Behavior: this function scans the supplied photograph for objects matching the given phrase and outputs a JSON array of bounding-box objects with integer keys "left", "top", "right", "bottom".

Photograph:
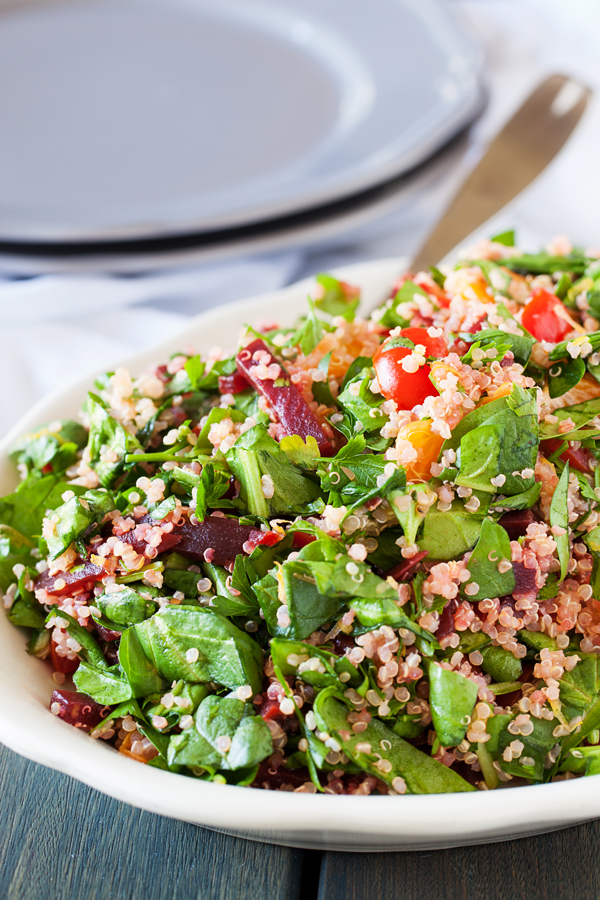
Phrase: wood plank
[
  {"left": 318, "top": 820, "right": 600, "bottom": 900},
  {"left": 0, "top": 744, "right": 303, "bottom": 900}
]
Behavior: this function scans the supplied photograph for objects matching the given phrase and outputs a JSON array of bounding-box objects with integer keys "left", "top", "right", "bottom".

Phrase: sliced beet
[
  {"left": 333, "top": 633, "right": 355, "bottom": 656},
  {"left": 36, "top": 560, "right": 104, "bottom": 596},
  {"left": 50, "top": 689, "right": 108, "bottom": 730},
  {"left": 236, "top": 338, "right": 334, "bottom": 456},
  {"left": 173, "top": 516, "right": 262, "bottom": 567},
  {"left": 102, "top": 641, "right": 120, "bottom": 667},
  {"left": 50, "top": 641, "right": 79, "bottom": 675},
  {"left": 119, "top": 528, "right": 182, "bottom": 557},
  {"left": 253, "top": 759, "right": 312, "bottom": 790},
  {"left": 95, "top": 623, "right": 122, "bottom": 642},
  {"left": 437, "top": 597, "right": 459, "bottom": 640},
  {"left": 218, "top": 371, "right": 251, "bottom": 395},
  {"left": 385, "top": 551, "right": 428, "bottom": 582},
  {"left": 512, "top": 561, "right": 538, "bottom": 598},
  {"left": 498, "top": 509, "right": 538, "bottom": 541}
]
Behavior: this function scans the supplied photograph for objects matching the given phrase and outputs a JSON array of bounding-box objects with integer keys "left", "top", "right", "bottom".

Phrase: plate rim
[
  {"left": 0, "top": 0, "right": 485, "bottom": 242},
  {"left": 1, "top": 256, "right": 596, "bottom": 850}
]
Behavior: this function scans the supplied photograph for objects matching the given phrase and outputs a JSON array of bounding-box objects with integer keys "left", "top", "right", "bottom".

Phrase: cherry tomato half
[
  {"left": 521, "top": 289, "right": 572, "bottom": 343},
  {"left": 373, "top": 327, "right": 448, "bottom": 411},
  {"left": 540, "top": 438, "right": 592, "bottom": 474}
]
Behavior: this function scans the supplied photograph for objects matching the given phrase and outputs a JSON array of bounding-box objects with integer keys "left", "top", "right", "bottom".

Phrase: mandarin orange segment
[
  {"left": 477, "top": 382, "right": 513, "bottom": 406},
  {"left": 397, "top": 420, "right": 444, "bottom": 482}
]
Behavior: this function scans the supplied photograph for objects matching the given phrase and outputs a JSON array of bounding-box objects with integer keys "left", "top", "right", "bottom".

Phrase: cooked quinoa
[{"left": 6, "top": 232, "right": 600, "bottom": 794}]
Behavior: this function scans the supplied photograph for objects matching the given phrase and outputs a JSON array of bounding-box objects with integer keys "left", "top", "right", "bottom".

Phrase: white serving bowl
[{"left": 0, "top": 257, "right": 596, "bottom": 851}]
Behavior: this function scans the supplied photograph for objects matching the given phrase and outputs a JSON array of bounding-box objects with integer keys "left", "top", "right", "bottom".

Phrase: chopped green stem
[{"left": 477, "top": 744, "right": 499, "bottom": 790}]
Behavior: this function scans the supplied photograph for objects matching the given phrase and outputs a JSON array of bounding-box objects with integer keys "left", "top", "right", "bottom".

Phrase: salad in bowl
[{"left": 4, "top": 231, "right": 600, "bottom": 799}]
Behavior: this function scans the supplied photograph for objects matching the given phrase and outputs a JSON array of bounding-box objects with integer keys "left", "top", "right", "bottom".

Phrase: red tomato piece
[
  {"left": 540, "top": 438, "right": 592, "bottom": 474},
  {"left": 521, "top": 289, "right": 572, "bottom": 343},
  {"left": 398, "top": 327, "right": 448, "bottom": 358},
  {"left": 292, "top": 531, "right": 316, "bottom": 549},
  {"left": 373, "top": 327, "right": 447, "bottom": 410}
]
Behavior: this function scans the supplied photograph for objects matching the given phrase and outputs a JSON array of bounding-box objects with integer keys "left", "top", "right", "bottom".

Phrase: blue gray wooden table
[{"left": 0, "top": 743, "right": 597, "bottom": 899}]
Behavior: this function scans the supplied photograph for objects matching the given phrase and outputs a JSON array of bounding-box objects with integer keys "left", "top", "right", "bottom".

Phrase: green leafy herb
[{"left": 548, "top": 356, "right": 586, "bottom": 399}]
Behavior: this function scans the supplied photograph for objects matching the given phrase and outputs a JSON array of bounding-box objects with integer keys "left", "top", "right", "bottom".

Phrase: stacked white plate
[{"left": 0, "top": 0, "right": 484, "bottom": 272}]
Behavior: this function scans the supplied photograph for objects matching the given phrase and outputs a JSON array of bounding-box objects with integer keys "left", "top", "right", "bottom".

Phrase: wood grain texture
[
  {"left": 318, "top": 821, "right": 600, "bottom": 900},
  {"left": 0, "top": 744, "right": 303, "bottom": 900}
]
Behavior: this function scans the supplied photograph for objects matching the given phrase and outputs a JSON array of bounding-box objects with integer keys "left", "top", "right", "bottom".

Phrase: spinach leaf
[
  {"left": 461, "top": 518, "right": 515, "bottom": 602},
  {"left": 226, "top": 425, "right": 321, "bottom": 517},
  {"left": 427, "top": 663, "right": 478, "bottom": 747},
  {"left": 168, "top": 694, "right": 272, "bottom": 771},
  {"left": 118, "top": 625, "right": 167, "bottom": 697},
  {"left": 459, "top": 323, "right": 533, "bottom": 367},
  {"left": 6, "top": 566, "right": 46, "bottom": 630},
  {"left": 350, "top": 596, "right": 425, "bottom": 638},
  {"left": 455, "top": 386, "right": 538, "bottom": 495},
  {"left": 341, "top": 357, "right": 375, "bottom": 391},
  {"left": 5, "top": 567, "right": 46, "bottom": 628},
  {"left": 0, "top": 473, "right": 83, "bottom": 542},
  {"left": 311, "top": 352, "right": 337, "bottom": 409},
  {"left": 314, "top": 693, "right": 475, "bottom": 793},
  {"left": 372, "top": 280, "right": 429, "bottom": 330},
  {"left": 480, "top": 646, "right": 522, "bottom": 683},
  {"left": 538, "top": 398, "right": 600, "bottom": 441},
  {"left": 313, "top": 273, "right": 360, "bottom": 321},
  {"left": 87, "top": 393, "right": 142, "bottom": 486},
  {"left": 270, "top": 638, "right": 349, "bottom": 689},
  {"left": 548, "top": 356, "right": 586, "bottom": 399},
  {"left": 73, "top": 662, "right": 133, "bottom": 704},
  {"left": 418, "top": 500, "right": 484, "bottom": 561},
  {"left": 493, "top": 714, "right": 558, "bottom": 782},
  {"left": 549, "top": 332, "right": 600, "bottom": 363},
  {"left": 163, "top": 567, "right": 202, "bottom": 599},
  {"left": 130, "top": 606, "right": 264, "bottom": 694},
  {"left": 490, "top": 482, "right": 541, "bottom": 510},
  {"left": 259, "top": 559, "right": 346, "bottom": 641},
  {"left": 45, "top": 489, "right": 115, "bottom": 559},
  {"left": 550, "top": 462, "right": 570, "bottom": 581},
  {"left": 97, "top": 586, "right": 156, "bottom": 626},
  {"left": 11, "top": 419, "right": 87, "bottom": 476},
  {"left": 504, "top": 253, "right": 591, "bottom": 275},
  {"left": 184, "top": 355, "right": 205, "bottom": 391}
]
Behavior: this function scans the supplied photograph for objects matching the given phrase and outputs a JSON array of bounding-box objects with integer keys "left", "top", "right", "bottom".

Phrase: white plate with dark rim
[
  {"left": 0, "top": 258, "right": 595, "bottom": 852},
  {"left": 0, "top": 0, "right": 483, "bottom": 244}
]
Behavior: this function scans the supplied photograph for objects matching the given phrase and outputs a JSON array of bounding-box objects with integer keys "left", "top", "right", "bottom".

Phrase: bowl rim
[{"left": 0, "top": 255, "right": 597, "bottom": 846}]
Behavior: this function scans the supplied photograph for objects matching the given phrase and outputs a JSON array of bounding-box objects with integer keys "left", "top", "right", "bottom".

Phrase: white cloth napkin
[{"left": 1, "top": 0, "right": 600, "bottom": 439}]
